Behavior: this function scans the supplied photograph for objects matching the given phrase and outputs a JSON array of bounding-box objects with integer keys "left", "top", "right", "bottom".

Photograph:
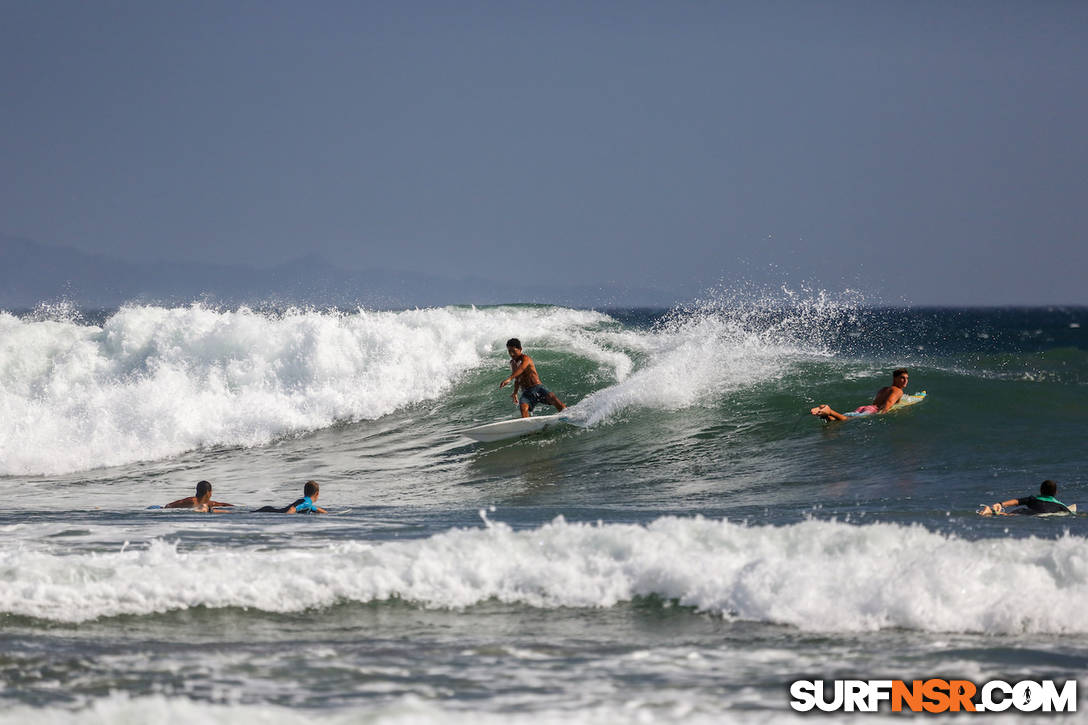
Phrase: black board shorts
[{"left": 518, "top": 384, "right": 553, "bottom": 412}]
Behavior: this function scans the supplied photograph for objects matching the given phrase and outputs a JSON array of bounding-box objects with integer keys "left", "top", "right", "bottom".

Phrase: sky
[{"left": 2, "top": 0, "right": 1086, "bottom": 306}]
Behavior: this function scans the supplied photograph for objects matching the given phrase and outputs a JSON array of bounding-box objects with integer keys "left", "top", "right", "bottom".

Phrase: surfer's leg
[
  {"left": 546, "top": 393, "right": 566, "bottom": 412},
  {"left": 519, "top": 402, "right": 531, "bottom": 418},
  {"left": 810, "top": 404, "right": 848, "bottom": 421}
]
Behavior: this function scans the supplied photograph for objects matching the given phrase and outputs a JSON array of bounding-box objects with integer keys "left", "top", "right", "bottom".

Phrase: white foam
[
  {"left": 2, "top": 517, "right": 1085, "bottom": 634},
  {"left": 0, "top": 692, "right": 817, "bottom": 725},
  {"left": 3, "top": 689, "right": 1076, "bottom": 724},
  {"left": 0, "top": 291, "right": 861, "bottom": 475},
  {"left": 0, "top": 305, "right": 614, "bottom": 475},
  {"left": 571, "top": 288, "right": 853, "bottom": 426}
]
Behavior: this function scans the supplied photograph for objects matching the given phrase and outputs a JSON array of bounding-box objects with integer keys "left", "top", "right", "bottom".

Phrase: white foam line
[{"left": 2, "top": 517, "right": 1085, "bottom": 634}]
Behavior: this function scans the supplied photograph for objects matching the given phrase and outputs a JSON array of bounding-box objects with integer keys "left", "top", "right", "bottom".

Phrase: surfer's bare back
[
  {"left": 810, "top": 369, "right": 908, "bottom": 421},
  {"left": 499, "top": 338, "right": 566, "bottom": 418}
]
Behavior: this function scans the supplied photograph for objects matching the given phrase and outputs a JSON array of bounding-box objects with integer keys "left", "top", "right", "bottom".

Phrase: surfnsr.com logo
[{"left": 789, "top": 679, "right": 1077, "bottom": 713}]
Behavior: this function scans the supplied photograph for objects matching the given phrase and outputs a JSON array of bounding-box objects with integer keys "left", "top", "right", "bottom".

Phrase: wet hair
[
  {"left": 195, "top": 480, "right": 212, "bottom": 498},
  {"left": 304, "top": 480, "right": 319, "bottom": 498},
  {"left": 1040, "top": 479, "right": 1058, "bottom": 497},
  {"left": 893, "top": 368, "right": 909, "bottom": 378},
  {"left": 506, "top": 338, "right": 522, "bottom": 350}
]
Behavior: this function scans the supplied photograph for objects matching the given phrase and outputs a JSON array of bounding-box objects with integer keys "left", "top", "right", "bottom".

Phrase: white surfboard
[
  {"left": 462, "top": 414, "right": 569, "bottom": 443},
  {"left": 977, "top": 503, "right": 1077, "bottom": 516},
  {"left": 843, "top": 391, "right": 927, "bottom": 417},
  {"left": 1039, "top": 503, "right": 1077, "bottom": 516}
]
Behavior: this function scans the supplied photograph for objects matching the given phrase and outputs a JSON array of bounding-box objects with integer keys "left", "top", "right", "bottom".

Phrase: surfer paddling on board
[
  {"left": 163, "top": 480, "right": 234, "bottom": 512},
  {"left": 810, "top": 369, "right": 909, "bottom": 422},
  {"left": 256, "top": 480, "right": 328, "bottom": 514},
  {"left": 978, "top": 479, "right": 1073, "bottom": 516},
  {"left": 499, "top": 338, "right": 567, "bottom": 418}
]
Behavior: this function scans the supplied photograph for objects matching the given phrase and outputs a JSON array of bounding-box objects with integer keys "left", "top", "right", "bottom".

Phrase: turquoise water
[{"left": 0, "top": 299, "right": 1085, "bottom": 722}]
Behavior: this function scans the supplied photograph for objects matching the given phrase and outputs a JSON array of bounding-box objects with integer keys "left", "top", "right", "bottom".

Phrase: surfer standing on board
[
  {"left": 499, "top": 338, "right": 567, "bottom": 418},
  {"left": 810, "top": 369, "right": 909, "bottom": 421}
]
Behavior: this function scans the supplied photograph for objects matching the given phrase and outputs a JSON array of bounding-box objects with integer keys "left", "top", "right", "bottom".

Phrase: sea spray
[
  {"left": 573, "top": 286, "right": 863, "bottom": 425},
  {"left": 0, "top": 293, "right": 863, "bottom": 476}
]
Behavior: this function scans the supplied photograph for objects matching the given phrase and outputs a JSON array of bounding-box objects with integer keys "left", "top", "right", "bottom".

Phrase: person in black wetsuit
[
  {"left": 979, "top": 479, "right": 1073, "bottom": 516},
  {"left": 256, "top": 480, "right": 327, "bottom": 514}
]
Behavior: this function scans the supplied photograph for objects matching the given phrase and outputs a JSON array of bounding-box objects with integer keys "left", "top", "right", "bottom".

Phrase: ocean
[{"left": 1, "top": 293, "right": 1086, "bottom": 722}]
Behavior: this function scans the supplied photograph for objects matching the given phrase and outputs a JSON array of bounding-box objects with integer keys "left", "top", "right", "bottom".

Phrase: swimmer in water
[
  {"left": 257, "top": 480, "right": 327, "bottom": 514},
  {"left": 810, "top": 369, "right": 909, "bottom": 422},
  {"left": 163, "top": 480, "right": 234, "bottom": 513},
  {"left": 979, "top": 479, "right": 1073, "bottom": 516}
]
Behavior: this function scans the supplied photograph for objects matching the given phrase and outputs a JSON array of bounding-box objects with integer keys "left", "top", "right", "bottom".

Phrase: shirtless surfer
[
  {"left": 810, "top": 369, "right": 909, "bottom": 422},
  {"left": 499, "top": 338, "right": 566, "bottom": 418},
  {"left": 163, "top": 480, "right": 234, "bottom": 512}
]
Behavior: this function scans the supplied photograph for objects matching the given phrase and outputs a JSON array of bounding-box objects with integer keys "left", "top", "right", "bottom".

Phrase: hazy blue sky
[{"left": 2, "top": 0, "right": 1086, "bottom": 305}]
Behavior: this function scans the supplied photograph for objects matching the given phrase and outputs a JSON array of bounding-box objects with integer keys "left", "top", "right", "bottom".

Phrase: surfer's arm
[
  {"left": 500, "top": 356, "right": 532, "bottom": 388},
  {"left": 209, "top": 500, "right": 233, "bottom": 507},
  {"left": 982, "top": 498, "right": 1021, "bottom": 515},
  {"left": 285, "top": 504, "right": 326, "bottom": 514}
]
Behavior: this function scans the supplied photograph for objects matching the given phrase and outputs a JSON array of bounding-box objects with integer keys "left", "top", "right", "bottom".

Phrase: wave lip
[
  {"left": 3, "top": 517, "right": 1085, "bottom": 634},
  {"left": 0, "top": 290, "right": 862, "bottom": 475},
  {"left": 566, "top": 287, "right": 860, "bottom": 426}
]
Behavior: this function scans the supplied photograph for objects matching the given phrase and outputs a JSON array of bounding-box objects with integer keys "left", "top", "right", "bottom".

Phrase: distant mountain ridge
[{"left": 0, "top": 235, "right": 679, "bottom": 309}]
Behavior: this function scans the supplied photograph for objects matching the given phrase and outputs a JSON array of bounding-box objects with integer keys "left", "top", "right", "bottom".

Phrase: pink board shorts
[{"left": 853, "top": 405, "right": 879, "bottom": 415}]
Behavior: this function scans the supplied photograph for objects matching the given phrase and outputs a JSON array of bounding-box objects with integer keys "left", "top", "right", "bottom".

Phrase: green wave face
[{"left": 2, "top": 301, "right": 1084, "bottom": 518}]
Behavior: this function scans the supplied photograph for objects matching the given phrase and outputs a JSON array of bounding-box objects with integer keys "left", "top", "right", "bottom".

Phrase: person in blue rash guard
[
  {"left": 257, "top": 480, "right": 328, "bottom": 514},
  {"left": 979, "top": 479, "right": 1073, "bottom": 516},
  {"left": 288, "top": 480, "right": 326, "bottom": 514}
]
